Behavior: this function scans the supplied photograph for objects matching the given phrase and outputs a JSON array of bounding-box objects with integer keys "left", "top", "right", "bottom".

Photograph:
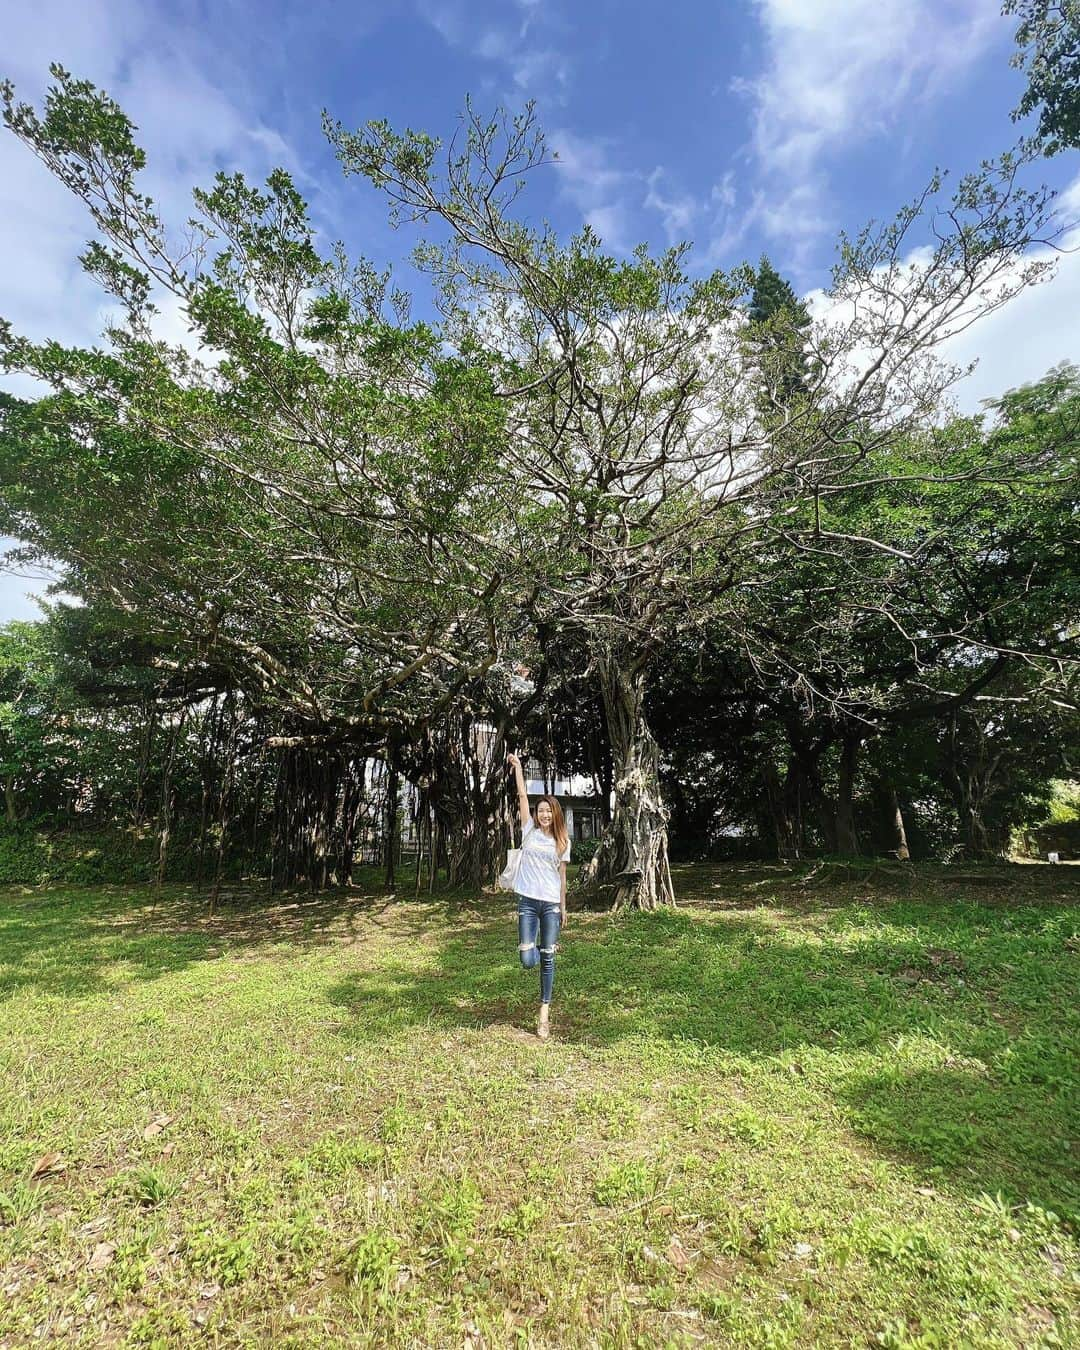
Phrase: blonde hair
[{"left": 536, "top": 795, "right": 569, "bottom": 859}]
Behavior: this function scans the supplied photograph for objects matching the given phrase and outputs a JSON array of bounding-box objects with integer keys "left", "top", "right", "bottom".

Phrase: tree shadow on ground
[
  {"left": 0, "top": 872, "right": 470, "bottom": 999},
  {"left": 324, "top": 870, "right": 1080, "bottom": 1213},
  {"left": 3, "top": 865, "right": 1076, "bottom": 1212}
]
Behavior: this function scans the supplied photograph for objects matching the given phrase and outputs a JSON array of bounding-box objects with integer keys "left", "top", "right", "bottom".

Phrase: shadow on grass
[
  {"left": 0, "top": 868, "right": 463, "bottom": 999},
  {"left": 324, "top": 874, "right": 1080, "bottom": 1213},
  {"left": 2, "top": 864, "right": 1077, "bottom": 1211}
]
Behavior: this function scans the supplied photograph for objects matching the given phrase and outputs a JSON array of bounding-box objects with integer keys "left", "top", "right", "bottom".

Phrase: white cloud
[
  {"left": 733, "top": 0, "right": 1008, "bottom": 260},
  {"left": 943, "top": 221, "right": 1080, "bottom": 413},
  {"left": 549, "top": 128, "right": 639, "bottom": 251},
  {"left": 644, "top": 168, "right": 697, "bottom": 245},
  {"left": 551, "top": 140, "right": 741, "bottom": 259},
  {"left": 745, "top": 0, "right": 1001, "bottom": 167},
  {"left": 417, "top": 0, "right": 570, "bottom": 104}
]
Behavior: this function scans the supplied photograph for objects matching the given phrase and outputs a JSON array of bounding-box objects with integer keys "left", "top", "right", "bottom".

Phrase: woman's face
[{"left": 536, "top": 800, "right": 553, "bottom": 831}]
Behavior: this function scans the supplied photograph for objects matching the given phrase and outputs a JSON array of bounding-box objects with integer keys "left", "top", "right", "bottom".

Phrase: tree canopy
[
  {"left": 1006, "top": 0, "right": 1080, "bottom": 153},
  {"left": 0, "top": 67, "right": 1077, "bottom": 901}
]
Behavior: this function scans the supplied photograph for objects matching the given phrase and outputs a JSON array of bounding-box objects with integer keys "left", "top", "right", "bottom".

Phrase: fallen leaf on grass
[
  {"left": 666, "top": 1235, "right": 690, "bottom": 1270},
  {"left": 143, "top": 1114, "right": 174, "bottom": 1140},
  {"left": 87, "top": 1242, "right": 115, "bottom": 1272},
  {"left": 30, "top": 1152, "right": 67, "bottom": 1179}
]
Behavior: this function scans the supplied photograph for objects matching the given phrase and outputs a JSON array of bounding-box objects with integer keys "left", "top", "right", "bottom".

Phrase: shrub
[
  {"left": 571, "top": 835, "right": 600, "bottom": 865},
  {"left": 0, "top": 819, "right": 254, "bottom": 885}
]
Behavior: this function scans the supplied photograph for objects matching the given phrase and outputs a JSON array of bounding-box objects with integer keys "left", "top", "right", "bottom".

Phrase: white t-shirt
[{"left": 516, "top": 818, "right": 570, "bottom": 905}]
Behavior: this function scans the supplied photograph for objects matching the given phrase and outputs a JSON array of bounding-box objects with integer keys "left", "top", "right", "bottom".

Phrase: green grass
[{"left": 1, "top": 862, "right": 1078, "bottom": 1347}]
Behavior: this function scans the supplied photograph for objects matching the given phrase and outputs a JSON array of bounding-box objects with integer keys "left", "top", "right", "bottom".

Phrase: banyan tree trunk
[
  {"left": 156, "top": 706, "right": 188, "bottom": 888},
  {"left": 762, "top": 762, "right": 800, "bottom": 860},
  {"left": 266, "top": 746, "right": 368, "bottom": 892},
  {"left": 882, "top": 781, "right": 910, "bottom": 860},
  {"left": 583, "top": 657, "right": 675, "bottom": 911},
  {"left": 946, "top": 719, "right": 1006, "bottom": 860},
  {"left": 436, "top": 783, "right": 512, "bottom": 888},
  {"left": 414, "top": 716, "right": 515, "bottom": 890}
]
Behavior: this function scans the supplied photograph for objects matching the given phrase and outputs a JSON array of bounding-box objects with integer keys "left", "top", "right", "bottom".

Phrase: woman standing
[{"left": 506, "top": 752, "right": 570, "bottom": 1040}]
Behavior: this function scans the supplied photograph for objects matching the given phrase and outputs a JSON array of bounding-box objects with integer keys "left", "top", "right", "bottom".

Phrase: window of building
[{"left": 574, "top": 809, "right": 602, "bottom": 841}]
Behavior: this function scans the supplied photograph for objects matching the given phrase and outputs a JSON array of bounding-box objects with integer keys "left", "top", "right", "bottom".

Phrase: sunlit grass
[{"left": 1, "top": 862, "right": 1077, "bottom": 1346}]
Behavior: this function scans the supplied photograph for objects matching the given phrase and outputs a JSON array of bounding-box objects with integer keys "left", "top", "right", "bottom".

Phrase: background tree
[
  {"left": 0, "top": 621, "right": 71, "bottom": 823},
  {"left": 1006, "top": 0, "right": 1080, "bottom": 153},
  {"left": 746, "top": 254, "right": 812, "bottom": 405},
  {"left": 651, "top": 363, "right": 1080, "bottom": 861},
  {"left": 0, "top": 69, "right": 530, "bottom": 886}
]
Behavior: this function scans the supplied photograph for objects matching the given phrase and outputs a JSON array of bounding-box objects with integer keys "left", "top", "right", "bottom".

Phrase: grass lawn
[{"left": 1, "top": 862, "right": 1078, "bottom": 1348}]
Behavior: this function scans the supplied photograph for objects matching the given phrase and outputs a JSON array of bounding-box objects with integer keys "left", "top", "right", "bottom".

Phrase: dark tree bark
[
  {"left": 210, "top": 694, "right": 238, "bottom": 910},
  {"left": 406, "top": 716, "right": 515, "bottom": 890},
  {"left": 133, "top": 698, "right": 154, "bottom": 827},
  {"left": 195, "top": 694, "right": 223, "bottom": 890},
  {"left": 762, "top": 761, "right": 801, "bottom": 859},
  {"left": 946, "top": 716, "right": 1008, "bottom": 860},
  {"left": 384, "top": 762, "right": 399, "bottom": 889},
  {"left": 585, "top": 717, "right": 613, "bottom": 825},
  {"left": 834, "top": 733, "right": 862, "bottom": 858},
  {"left": 155, "top": 706, "right": 187, "bottom": 888}
]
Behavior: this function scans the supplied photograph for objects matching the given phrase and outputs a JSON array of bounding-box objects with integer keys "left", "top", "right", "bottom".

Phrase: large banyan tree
[
  {"left": 330, "top": 105, "right": 1060, "bottom": 907},
  {"left": 0, "top": 68, "right": 1066, "bottom": 906}
]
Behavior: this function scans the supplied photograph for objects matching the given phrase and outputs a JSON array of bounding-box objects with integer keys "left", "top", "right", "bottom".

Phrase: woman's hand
[{"left": 507, "top": 752, "right": 521, "bottom": 771}]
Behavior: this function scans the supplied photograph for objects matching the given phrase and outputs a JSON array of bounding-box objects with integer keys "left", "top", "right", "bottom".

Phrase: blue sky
[{"left": 2, "top": 0, "right": 1079, "bottom": 619}]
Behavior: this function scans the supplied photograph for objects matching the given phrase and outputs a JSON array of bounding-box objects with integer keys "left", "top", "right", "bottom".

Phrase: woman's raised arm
[{"left": 506, "top": 752, "right": 531, "bottom": 835}]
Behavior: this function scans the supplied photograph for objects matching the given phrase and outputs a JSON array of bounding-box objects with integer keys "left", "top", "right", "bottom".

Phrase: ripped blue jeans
[{"left": 517, "top": 894, "right": 561, "bottom": 1005}]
